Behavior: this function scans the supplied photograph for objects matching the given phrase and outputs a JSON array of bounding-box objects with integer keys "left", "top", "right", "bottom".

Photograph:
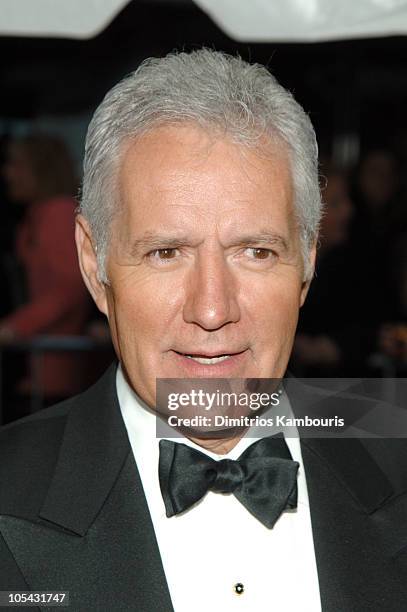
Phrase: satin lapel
[
  {"left": 0, "top": 454, "right": 173, "bottom": 611},
  {"left": 285, "top": 377, "right": 407, "bottom": 611},
  {"left": 38, "top": 363, "right": 130, "bottom": 535},
  {"left": 301, "top": 437, "right": 407, "bottom": 612},
  {"left": 0, "top": 365, "right": 173, "bottom": 612}
]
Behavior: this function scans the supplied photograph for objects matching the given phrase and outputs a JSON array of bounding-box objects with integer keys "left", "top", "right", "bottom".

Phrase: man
[{"left": 1, "top": 49, "right": 406, "bottom": 611}]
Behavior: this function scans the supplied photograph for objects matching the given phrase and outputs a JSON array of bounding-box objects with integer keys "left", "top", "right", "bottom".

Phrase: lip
[
  {"left": 175, "top": 349, "right": 244, "bottom": 358},
  {"left": 171, "top": 349, "right": 249, "bottom": 377}
]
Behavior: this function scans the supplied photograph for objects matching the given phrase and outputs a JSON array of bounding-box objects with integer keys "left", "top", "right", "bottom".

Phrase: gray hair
[{"left": 80, "top": 48, "right": 321, "bottom": 282}]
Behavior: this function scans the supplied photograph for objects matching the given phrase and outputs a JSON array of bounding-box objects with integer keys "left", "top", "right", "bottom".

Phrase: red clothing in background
[{"left": 3, "top": 197, "right": 91, "bottom": 397}]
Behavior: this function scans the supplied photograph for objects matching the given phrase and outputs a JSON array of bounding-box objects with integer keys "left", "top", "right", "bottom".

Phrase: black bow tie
[{"left": 159, "top": 434, "right": 299, "bottom": 528}]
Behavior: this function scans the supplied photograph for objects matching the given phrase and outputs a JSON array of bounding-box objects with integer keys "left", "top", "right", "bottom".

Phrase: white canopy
[
  {"left": 0, "top": 0, "right": 130, "bottom": 39},
  {"left": 194, "top": 0, "right": 407, "bottom": 42},
  {"left": 1, "top": 0, "right": 407, "bottom": 41}
]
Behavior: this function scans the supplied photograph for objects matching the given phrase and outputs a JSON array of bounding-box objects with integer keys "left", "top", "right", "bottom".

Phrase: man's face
[{"left": 83, "top": 124, "right": 313, "bottom": 408}]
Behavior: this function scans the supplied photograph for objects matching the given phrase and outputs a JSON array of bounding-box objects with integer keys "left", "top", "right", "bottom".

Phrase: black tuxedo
[{"left": 1, "top": 364, "right": 407, "bottom": 611}]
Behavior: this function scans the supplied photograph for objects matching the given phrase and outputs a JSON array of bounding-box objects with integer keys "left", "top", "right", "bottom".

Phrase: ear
[
  {"left": 75, "top": 214, "right": 108, "bottom": 315},
  {"left": 300, "top": 241, "right": 317, "bottom": 307}
]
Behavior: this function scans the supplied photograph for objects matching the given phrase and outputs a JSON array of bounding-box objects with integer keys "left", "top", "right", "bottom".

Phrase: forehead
[{"left": 117, "top": 124, "right": 295, "bottom": 237}]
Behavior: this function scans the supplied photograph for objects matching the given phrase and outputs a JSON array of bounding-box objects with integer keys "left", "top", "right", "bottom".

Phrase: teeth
[{"left": 185, "top": 355, "right": 230, "bottom": 364}]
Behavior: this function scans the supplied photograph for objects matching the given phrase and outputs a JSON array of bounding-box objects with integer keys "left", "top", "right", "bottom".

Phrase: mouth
[
  {"left": 172, "top": 350, "right": 247, "bottom": 370},
  {"left": 179, "top": 353, "right": 232, "bottom": 365}
]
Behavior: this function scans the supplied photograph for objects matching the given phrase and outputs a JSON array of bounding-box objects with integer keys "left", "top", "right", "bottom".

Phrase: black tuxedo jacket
[{"left": 1, "top": 364, "right": 407, "bottom": 611}]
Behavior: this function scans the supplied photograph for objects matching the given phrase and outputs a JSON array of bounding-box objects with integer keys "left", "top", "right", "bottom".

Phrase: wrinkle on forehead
[
  {"left": 112, "top": 124, "right": 297, "bottom": 255},
  {"left": 118, "top": 123, "right": 292, "bottom": 200}
]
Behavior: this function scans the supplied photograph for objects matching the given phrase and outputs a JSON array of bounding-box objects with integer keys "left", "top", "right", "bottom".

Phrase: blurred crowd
[
  {"left": 0, "top": 133, "right": 406, "bottom": 422},
  {"left": 0, "top": 133, "right": 113, "bottom": 422},
  {"left": 293, "top": 150, "right": 407, "bottom": 377}
]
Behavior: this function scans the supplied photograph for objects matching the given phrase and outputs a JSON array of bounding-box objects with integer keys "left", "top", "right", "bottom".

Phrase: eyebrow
[
  {"left": 231, "top": 232, "right": 289, "bottom": 253},
  {"left": 130, "top": 234, "right": 192, "bottom": 257},
  {"left": 129, "top": 230, "right": 289, "bottom": 257}
]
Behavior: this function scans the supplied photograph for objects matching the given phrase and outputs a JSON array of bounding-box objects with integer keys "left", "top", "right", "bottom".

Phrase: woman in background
[{"left": 0, "top": 134, "right": 91, "bottom": 408}]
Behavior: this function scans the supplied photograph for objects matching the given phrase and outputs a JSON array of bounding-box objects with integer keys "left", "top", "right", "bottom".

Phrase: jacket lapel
[
  {"left": 289, "top": 377, "right": 407, "bottom": 612},
  {"left": 0, "top": 365, "right": 173, "bottom": 612},
  {"left": 301, "top": 437, "right": 402, "bottom": 612},
  {"left": 290, "top": 378, "right": 407, "bottom": 612}
]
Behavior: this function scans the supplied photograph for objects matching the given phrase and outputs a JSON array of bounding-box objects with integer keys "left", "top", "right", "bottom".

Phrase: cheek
[
  {"left": 106, "top": 279, "right": 182, "bottom": 354},
  {"left": 244, "top": 276, "right": 302, "bottom": 333},
  {"left": 260, "top": 299, "right": 300, "bottom": 345}
]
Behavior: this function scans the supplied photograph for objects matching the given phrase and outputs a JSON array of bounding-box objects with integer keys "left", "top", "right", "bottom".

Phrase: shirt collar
[{"left": 116, "top": 363, "right": 310, "bottom": 506}]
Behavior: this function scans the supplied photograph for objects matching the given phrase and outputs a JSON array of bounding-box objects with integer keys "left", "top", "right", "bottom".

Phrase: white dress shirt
[{"left": 117, "top": 366, "right": 322, "bottom": 612}]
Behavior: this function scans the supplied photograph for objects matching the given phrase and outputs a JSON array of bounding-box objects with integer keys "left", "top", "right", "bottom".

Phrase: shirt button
[{"left": 234, "top": 583, "right": 244, "bottom": 595}]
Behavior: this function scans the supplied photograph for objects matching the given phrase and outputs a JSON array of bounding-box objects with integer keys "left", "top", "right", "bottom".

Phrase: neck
[{"left": 187, "top": 430, "right": 247, "bottom": 455}]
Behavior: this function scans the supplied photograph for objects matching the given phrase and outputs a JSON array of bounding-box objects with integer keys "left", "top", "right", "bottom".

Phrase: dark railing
[{"left": 0, "top": 335, "right": 112, "bottom": 425}]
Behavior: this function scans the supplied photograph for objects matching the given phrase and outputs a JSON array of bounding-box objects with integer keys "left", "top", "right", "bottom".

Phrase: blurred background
[{"left": 0, "top": 0, "right": 406, "bottom": 423}]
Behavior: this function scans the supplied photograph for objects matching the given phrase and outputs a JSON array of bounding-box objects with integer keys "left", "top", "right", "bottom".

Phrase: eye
[
  {"left": 147, "top": 248, "right": 179, "bottom": 263},
  {"left": 246, "top": 247, "right": 275, "bottom": 260}
]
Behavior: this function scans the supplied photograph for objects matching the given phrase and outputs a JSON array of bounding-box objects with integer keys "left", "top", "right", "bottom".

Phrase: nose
[{"left": 183, "top": 248, "right": 241, "bottom": 330}]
